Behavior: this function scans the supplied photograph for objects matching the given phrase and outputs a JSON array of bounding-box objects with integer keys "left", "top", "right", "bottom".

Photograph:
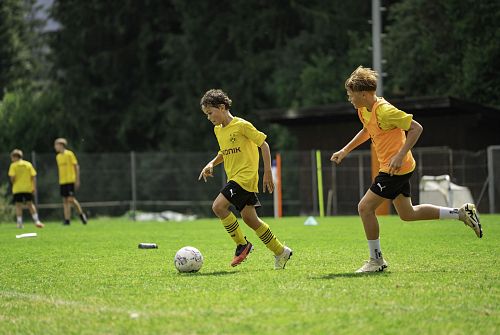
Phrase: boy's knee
[
  {"left": 211, "top": 203, "right": 219, "bottom": 216},
  {"left": 211, "top": 201, "right": 226, "bottom": 217},
  {"left": 240, "top": 211, "right": 254, "bottom": 223},
  {"left": 398, "top": 211, "right": 414, "bottom": 222},
  {"left": 357, "top": 201, "right": 373, "bottom": 216}
]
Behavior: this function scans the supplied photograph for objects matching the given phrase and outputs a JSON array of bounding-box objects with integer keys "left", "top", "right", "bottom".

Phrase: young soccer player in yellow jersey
[
  {"left": 8, "top": 149, "right": 44, "bottom": 229},
  {"left": 198, "top": 89, "right": 292, "bottom": 269},
  {"left": 54, "top": 138, "right": 88, "bottom": 225},
  {"left": 331, "top": 66, "right": 482, "bottom": 273}
]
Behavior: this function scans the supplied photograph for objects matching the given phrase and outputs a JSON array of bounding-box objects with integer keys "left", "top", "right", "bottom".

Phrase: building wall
[{"left": 283, "top": 112, "right": 500, "bottom": 151}]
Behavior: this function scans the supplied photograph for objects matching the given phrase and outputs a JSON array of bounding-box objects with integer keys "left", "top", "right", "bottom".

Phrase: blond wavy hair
[{"left": 345, "top": 66, "right": 378, "bottom": 92}]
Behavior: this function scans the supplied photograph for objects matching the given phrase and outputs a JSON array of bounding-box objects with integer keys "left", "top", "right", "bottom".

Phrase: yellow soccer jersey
[
  {"left": 56, "top": 149, "right": 78, "bottom": 185},
  {"left": 361, "top": 101, "right": 413, "bottom": 131},
  {"left": 8, "top": 160, "right": 37, "bottom": 194},
  {"left": 214, "top": 117, "right": 267, "bottom": 192}
]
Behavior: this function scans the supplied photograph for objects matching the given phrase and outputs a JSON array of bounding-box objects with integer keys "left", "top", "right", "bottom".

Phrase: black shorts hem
[
  {"left": 13, "top": 193, "right": 33, "bottom": 203},
  {"left": 369, "top": 171, "right": 413, "bottom": 200},
  {"left": 220, "top": 180, "right": 261, "bottom": 212},
  {"left": 60, "top": 183, "right": 76, "bottom": 198}
]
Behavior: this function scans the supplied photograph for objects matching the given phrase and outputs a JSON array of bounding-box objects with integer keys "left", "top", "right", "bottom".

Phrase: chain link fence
[{"left": 0, "top": 146, "right": 498, "bottom": 221}]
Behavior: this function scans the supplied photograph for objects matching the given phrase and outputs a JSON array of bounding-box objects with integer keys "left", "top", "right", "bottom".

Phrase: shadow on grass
[
  {"left": 178, "top": 270, "right": 239, "bottom": 277},
  {"left": 312, "top": 271, "right": 391, "bottom": 280}
]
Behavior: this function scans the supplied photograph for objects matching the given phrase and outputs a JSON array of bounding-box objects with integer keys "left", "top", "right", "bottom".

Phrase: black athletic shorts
[
  {"left": 370, "top": 171, "right": 414, "bottom": 200},
  {"left": 220, "top": 180, "right": 261, "bottom": 212},
  {"left": 13, "top": 193, "right": 33, "bottom": 203},
  {"left": 60, "top": 183, "right": 76, "bottom": 197}
]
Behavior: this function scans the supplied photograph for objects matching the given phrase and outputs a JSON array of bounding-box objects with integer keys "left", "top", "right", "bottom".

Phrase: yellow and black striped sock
[
  {"left": 221, "top": 213, "right": 246, "bottom": 245},
  {"left": 255, "top": 222, "right": 284, "bottom": 256}
]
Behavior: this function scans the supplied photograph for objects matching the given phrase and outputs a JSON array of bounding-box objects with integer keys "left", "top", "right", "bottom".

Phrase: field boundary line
[{"left": 0, "top": 290, "right": 145, "bottom": 318}]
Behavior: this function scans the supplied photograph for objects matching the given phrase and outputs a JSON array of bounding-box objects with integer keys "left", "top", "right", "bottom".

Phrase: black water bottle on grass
[{"left": 138, "top": 243, "right": 158, "bottom": 249}]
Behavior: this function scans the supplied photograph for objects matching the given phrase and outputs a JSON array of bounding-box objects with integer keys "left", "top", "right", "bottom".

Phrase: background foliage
[{"left": 0, "top": 0, "right": 498, "bottom": 153}]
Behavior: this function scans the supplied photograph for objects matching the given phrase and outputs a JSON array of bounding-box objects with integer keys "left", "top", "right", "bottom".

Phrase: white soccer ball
[{"left": 174, "top": 246, "right": 203, "bottom": 273}]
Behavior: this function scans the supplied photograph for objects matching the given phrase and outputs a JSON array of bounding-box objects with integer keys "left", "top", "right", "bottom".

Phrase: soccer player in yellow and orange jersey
[
  {"left": 331, "top": 66, "right": 482, "bottom": 273},
  {"left": 8, "top": 149, "right": 44, "bottom": 228},
  {"left": 198, "top": 89, "right": 292, "bottom": 269},
  {"left": 54, "top": 138, "right": 88, "bottom": 225}
]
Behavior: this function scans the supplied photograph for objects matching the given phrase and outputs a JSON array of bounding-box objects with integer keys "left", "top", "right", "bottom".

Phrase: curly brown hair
[
  {"left": 345, "top": 66, "right": 378, "bottom": 92},
  {"left": 200, "top": 89, "right": 232, "bottom": 109}
]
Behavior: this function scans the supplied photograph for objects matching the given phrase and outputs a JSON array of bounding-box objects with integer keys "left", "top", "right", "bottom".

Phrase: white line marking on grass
[{"left": 0, "top": 290, "right": 144, "bottom": 319}]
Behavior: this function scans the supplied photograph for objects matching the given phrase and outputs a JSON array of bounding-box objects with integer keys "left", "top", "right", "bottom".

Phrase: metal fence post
[
  {"left": 487, "top": 146, "right": 496, "bottom": 213},
  {"left": 448, "top": 148, "right": 454, "bottom": 178},
  {"left": 311, "top": 150, "right": 318, "bottom": 215},
  {"left": 130, "top": 151, "right": 137, "bottom": 219},
  {"left": 448, "top": 148, "right": 454, "bottom": 206},
  {"left": 358, "top": 154, "right": 365, "bottom": 199},
  {"left": 331, "top": 160, "right": 338, "bottom": 215},
  {"left": 31, "top": 151, "right": 38, "bottom": 206}
]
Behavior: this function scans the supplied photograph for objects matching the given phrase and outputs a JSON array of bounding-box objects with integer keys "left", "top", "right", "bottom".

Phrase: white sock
[
  {"left": 17, "top": 216, "right": 23, "bottom": 224},
  {"left": 368, "top": 239, "right": 383, "bottom": 260},
  {"left": 32, "top": 213, "right": 39, "bottom": 223},
  {"left": 439, "top": 207, "right": 459, "bottom": 219}
]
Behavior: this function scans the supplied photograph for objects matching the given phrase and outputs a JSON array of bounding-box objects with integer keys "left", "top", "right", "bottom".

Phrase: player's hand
[
  {"left": 330, "top": 149, "right": 347, "bottom": 164},
  {"left": 388, "top": 153, "right": 404, "bottom": 176},
  {"left": 75, "top": 180, "right": 81, "bottom": 190},
  {"left": 198, "top": 163, "right": 214, "bottom": 182},
  {"left": 262, "top": 170, "right": 274, "bottom": 193}
]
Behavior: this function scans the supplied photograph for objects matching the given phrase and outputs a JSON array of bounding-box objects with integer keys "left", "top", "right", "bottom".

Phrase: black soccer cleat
[
  {"left": 230, "top": 238, "right": 253, "bottom": 267},
  {"left": 80, "top": 213, "right": 88, "bottom": 225}
]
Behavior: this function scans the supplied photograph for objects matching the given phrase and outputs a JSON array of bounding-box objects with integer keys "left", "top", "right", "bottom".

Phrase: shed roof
[{"left": 256, "top": 96, "right": 500, "bottom": 124}]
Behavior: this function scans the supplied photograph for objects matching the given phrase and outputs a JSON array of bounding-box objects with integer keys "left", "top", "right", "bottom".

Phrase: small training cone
[{"left": 304, "top": 216, "right": 319, "bottom": 226}]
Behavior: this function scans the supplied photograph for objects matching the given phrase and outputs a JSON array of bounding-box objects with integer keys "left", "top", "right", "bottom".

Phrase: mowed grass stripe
[{"left": 0, "top": 216, "right": 498, "bottom": 335}]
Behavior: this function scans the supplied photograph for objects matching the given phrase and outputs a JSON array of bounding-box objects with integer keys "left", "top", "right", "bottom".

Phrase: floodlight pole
[
  {"left": 372, "top": 0, "right": 383, "bottom": 96},
  {"left": 372, "top": 0, "right": 390, "bottom": 215}
]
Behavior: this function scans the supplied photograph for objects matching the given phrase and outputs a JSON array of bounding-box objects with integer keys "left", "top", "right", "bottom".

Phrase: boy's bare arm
[
  {"left": 32, "top": 176, "right": 37, "bottom": 194},
  {"left": 259, "top": 141, "right": 274, "bottom": 193},
  {"left": 10, "top": 176, "right": 15, "bottom": 184},
  {"left": 331, "top": 128, "right": 370, "bottom": 164},
  {"left": 388, "top": 119, "right": 423, "bottom": 175},
  {"left": 199, "top": 153, "right": 223, "bottom": 182}
]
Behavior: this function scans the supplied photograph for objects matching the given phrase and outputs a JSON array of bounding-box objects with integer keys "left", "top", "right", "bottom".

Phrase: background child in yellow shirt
[
  {"left": 54, "top": 138, "right": 88, "bottom": 225},
  {"left": 8, "top": 149, "right": 44, "bottom": 228}
]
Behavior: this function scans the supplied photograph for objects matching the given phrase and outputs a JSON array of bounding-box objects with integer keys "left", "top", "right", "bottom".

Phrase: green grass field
[{"left": 1, "top": 215, "right": 499, "bottom": 335}]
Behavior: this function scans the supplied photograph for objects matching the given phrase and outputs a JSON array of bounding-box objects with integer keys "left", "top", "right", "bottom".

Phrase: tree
[
  {"left": 385, "top": 0, "right": 500, "bottom": 107},
  {"left": 0, "top": 0, "right": 38, "bottom": 97},
  {"left": 0, "top": 87, "right": 65, "bottom": 151},
  {"left": 49, "top": 0, "right": 373, "bottom": 152},
  {"left": 50, "top": 0, "right": 181, "bottom": 151},
  {"left": 0, "top": 0, "right": 61, "bottom": 152}
]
